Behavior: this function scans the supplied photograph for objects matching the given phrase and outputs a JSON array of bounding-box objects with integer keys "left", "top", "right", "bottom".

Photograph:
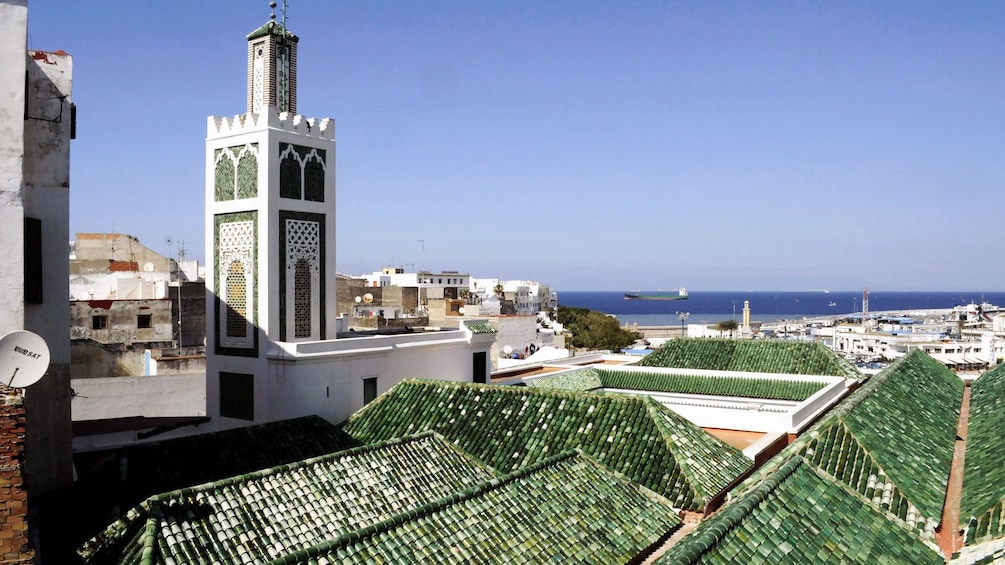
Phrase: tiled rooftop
[
  {"left": 79, "top": 434, "right": 681, "bottom": 564},
  {"left": 962, "top": 362, "right": 1005, "bottom": 544},
  {"left": 634, "top": 338, "right": 861, "bottom": 378},
  {"left": 277, "top": 450, "right": 681, "bottom": 564},
  {"left": 51, "top": 416, "right": 359, "bottom": 559},
  {"left": 341, "top": 379, "right": 752, "bottom": 511},
  {"left": 79, "top": 433, "right": 495, "bottom": 564},
  {"left": 529, "top": 367, "right": 828, "bottom": 401},
  {"left": 654, "top": 456, "right": 944, "bottom": 564}
]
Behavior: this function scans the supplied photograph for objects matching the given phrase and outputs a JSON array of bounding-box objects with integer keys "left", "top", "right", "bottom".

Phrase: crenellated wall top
[{"left": 208, "top": 107, "right": 334, "bottom": 140}]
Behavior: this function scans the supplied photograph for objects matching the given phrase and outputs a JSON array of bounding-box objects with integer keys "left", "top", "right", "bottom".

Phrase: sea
[{"left": 556, "top": 290, "right": 1005, "bottom": 327}]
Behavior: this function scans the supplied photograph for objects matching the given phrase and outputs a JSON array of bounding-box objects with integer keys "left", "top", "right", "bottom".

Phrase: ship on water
[{"left": 624, "top": 288, "right": 688, "bottom": 300}]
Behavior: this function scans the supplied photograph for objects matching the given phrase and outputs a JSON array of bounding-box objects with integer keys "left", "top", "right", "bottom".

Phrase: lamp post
[{"left": 676, "top": 311, "right": 689, "bottom": 338}]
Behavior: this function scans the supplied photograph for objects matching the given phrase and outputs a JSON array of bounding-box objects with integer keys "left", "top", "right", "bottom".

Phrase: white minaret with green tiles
[{"left": 205, "top": 4, "right": 336, "bottom": 428}]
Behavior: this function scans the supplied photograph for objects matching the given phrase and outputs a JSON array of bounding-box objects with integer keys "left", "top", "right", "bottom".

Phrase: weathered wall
[
  {"left": 170, "top": 281, "right": 206, "bottom": 347},
  {"left": 70, "top": 299, "right": 174, "bottom": 345},
  {"left": 0, "top": 392, "right": 33, "bottom": 563}
]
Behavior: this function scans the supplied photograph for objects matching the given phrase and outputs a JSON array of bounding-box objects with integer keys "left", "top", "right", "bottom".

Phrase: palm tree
[{"left": 716, "top": 319, "right": 739, "bottom": 338}]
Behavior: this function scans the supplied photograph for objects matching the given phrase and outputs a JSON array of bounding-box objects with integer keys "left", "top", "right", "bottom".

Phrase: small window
[
  {"left": 137, "top": 314, "right": 152, "bottom": 329},
  {"left": 92, "top": 315, "right": 108, "bottom": 330},
  {"left": 363, "top": 377, "right": 378, "bottom": 405},
  {"left": 220, "top": 372, "right": 254, "bottom": 421}
]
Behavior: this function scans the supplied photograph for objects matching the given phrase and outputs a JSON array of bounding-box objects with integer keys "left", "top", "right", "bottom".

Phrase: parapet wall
[{"left": 208, "top": 107, "right": 334, "bottom": 141}]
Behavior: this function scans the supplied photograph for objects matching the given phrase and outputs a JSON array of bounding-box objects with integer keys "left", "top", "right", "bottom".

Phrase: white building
[
  {"left": 204, "top": 9, "right": 493, "bottom": 430},
  {"left": 0, "top": 0, "right": 74, "bottom": 497}
]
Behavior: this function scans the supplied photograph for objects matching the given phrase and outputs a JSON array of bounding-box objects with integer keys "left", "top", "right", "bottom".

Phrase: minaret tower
[{"left": 205, "top": 2, "right": 336, "bottom": 428}]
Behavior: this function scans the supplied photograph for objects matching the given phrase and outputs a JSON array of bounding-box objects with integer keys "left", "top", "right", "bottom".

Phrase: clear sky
[{"left": 25, "top": 1, "right": 1005, "bottom": 292}]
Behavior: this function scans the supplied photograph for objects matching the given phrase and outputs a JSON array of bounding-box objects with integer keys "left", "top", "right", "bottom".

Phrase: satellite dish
[
  {"left": 363, "top": 293, "right": 373, "bottom": 304},
  {"left": 143, "top": 262, "right": 155, "bottom": 272},
  {"left": 503, "top": 345, "right": 513, "bottom": 355},
  {"left": 0, "top": 330, "right": 51, "bottom": 388},
  {"left": 354, "top": 296, "right": 362, "bottom": 304}
]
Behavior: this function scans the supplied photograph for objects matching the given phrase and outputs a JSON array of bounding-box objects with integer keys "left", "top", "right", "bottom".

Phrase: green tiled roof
[
  {"left": 78, "top": 433, "right": 495, "bottom": 564},
  {"left": 962, "top": 363, "right": 1005, "bottom": 543},
  {"left": 464, "top": 320, "right": 497, "bottom": 333},
  {"left": 247, "top": 20, "right": 299, "bottom": 41},
  {"left": 828, "top": 351, "right": 962, "bottom": 528},
  {"left": 64, "top": 416, "right": 359, "bottom": 552},
  {"left": 278, "top": 450, "right": 681, "bottom": 564},
  {"left": 655, "top": 456, "right": 944, "bottom": 564},
  {"left": 342, "top": 379, "right": 751, "bottom": 511},
  {"left": 525, "top": 367, "right": 604, "bottom": 391},
  {"left": 531, "top": 367, "right": 827, "bottom": 401},
  {"left": 635, "top": 338, "right": 861, "bottom": 378}
]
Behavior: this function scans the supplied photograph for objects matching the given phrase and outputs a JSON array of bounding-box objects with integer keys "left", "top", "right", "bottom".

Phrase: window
[
  {"left": 220, "top": 372, "right": 254, "bottom": 421},
  {"left": 92, "top": 315, "right": 108, "bottom": 330},
  {"left": 294, "top": 258, "right": 312, "bottom": 338},
  {"left": 363, "top": 377, "right": 378, "bottom": 405},
  {"left": 472, "top": 352, "right": 487, "bottom": 384},
  {"left": 24, "top": 218, "right": 42, "bottom": 303},
  {"left": 137, "top": 314, "right": 152, "bottom": 329},
  {"left": 226, "top": 261, "right": 248, "bottom": 338}
]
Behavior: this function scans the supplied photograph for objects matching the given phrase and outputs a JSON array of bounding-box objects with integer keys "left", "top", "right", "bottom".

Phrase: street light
[{"left": 676, "top": 311, "right": 689, "bottom": 337}]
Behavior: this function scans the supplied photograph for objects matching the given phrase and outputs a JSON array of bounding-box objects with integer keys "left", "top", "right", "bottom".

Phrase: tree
[
  {"left": 716, "top": 319, "right": 739, "bottom": 338},
  {"left": 556, "top": 306, "right": 642, "bottom": 351}
]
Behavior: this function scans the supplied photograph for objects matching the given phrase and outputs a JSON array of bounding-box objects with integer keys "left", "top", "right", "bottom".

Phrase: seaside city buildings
[{"left": 2, "top": 1, "right": 1005, "bottom": 563}]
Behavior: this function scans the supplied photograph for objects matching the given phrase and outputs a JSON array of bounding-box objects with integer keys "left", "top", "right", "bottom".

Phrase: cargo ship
[{"left": 623, "top": 288, "right": 688, "bottom": 300}]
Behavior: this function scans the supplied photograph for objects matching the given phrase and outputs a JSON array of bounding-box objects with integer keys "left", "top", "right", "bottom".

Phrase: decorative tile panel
[
  {"left": 279, "top": 143, "right": 327, "bottom": 201},
  {"left": 214, "top": 143, "right": 259, "bottom": 200},
  {"left": 216, "top": 216, "right": 256, "bottom": 349}
]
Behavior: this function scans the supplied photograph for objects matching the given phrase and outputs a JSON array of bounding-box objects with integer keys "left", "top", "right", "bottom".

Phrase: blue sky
[{"left": 26, "top": 1, "right": 1005, "bottom": 291}]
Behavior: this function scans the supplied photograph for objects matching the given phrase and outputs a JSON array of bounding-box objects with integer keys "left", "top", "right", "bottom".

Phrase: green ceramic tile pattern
[
  {"left": 342, "top": 379, "right": 751, "bottom": 511},
  {"left": 463, "top": 320, "right": 497, "bottom": 334},
  {"left": 836, "top": 350, "right": 961, "bottom": 525},
  {"left": 236, "top": 147, "right": 258, "bottom": 199},
  {"left": 214, "top": 149, "right": 235, "bottom": 201},
  {"left": 525, "top": 367, "right": 604, "bottom": 391},
  {"left": 962, "top": 363, "right": 1005, "bottom": 542},
  {"left": 655, "top": 456, "right": 944, "bottom": 564},
  {"left": 531, "top": 368, "right": 827, "bottom": 401},
  {"left": 78, "top": 433, "right": 495, "bottom": 564},
  {"left": 635, "top": 338, "right": 861, "bottom": 378},
  {"left": 801, "top": 420, "right": 922, "bottom": 530},
  {"left": 272, "top": 450, "right": 681, "bottom": 564}
]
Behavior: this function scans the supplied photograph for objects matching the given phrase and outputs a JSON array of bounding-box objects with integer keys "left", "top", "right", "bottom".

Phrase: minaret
[
  {"left": 247, "top": 1, "right": 298, "bottom": 115},
  {"left": 205, "top": 2, "right": 335, "bottom": 427},
  {"left": 742, "top": 300, "right": 751, "bottom": 329}
]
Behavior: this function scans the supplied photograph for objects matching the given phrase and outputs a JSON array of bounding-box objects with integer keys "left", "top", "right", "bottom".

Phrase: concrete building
[
  {"left": 204, "top": 10, "right": 493, "bottom": 431},
  {"left": 0, "top": 1, "right": 74, "bottom": 559}
]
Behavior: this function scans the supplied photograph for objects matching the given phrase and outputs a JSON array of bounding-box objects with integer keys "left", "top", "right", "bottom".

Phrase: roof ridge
[{"left": 267, "top": 450, "right": 585, "bottom": 565}]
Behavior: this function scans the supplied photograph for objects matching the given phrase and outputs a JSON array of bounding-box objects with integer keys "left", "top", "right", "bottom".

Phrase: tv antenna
[{"left": 0, "top": 330, "right": 51, "bottom": 388}]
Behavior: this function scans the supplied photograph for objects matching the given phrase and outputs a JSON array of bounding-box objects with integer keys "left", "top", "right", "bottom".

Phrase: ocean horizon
[{"left": 556, "top": 290, "right": 1005, "bottom": 327}]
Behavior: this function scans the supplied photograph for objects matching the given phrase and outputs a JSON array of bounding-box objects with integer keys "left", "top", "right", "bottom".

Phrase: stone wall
[{"left": 0, "top": 392, "right": 33, "bottom": 564}]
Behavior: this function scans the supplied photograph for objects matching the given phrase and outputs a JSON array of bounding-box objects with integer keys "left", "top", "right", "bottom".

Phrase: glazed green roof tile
[
  {"left": 962, "top": 363, "right": 1005, "bottom": 542},
  {"left": 525, "top": 367, "right": 604, "bottom": 391},
  {"left": 274, "top": 450, "right": 681, "bottom": 564},
  {"left": 78, "top": 433, "right": 496, "bottom": 564},
  {"left": 247, "top": 20, "right": 299, "bottom": 41},
  {"left": 342, "top": 379, "right": 752, "bottom": 511},
  {"left": 655, "top": 456, "right": 944, "bottom": 564},
  {"left": 634, "top": 338, "right": 861, "bottom": 378},
  {"left": 463, "top": 320, "right": 497, "bottom": 333},
  {"left": 65, "top": 416, "right": 359, "bottom": 550},
  {"left": 531, "top": 367, "right": 828, "bottom": 401},
  {"left": 833, "top": 350, "right": 962, "bottom": 526}
]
